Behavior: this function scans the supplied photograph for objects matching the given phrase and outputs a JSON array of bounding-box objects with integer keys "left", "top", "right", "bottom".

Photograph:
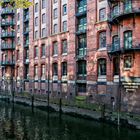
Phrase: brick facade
[{"left": 1, "top": 0, "right": 140, "bottom": 113}]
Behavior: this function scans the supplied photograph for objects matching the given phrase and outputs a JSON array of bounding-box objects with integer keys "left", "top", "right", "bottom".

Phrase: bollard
[
  {"left": 59, "top": 98, "right": 62, "bottom": 114},
  {"left": 12, "top": 92, "right": 14, "bottom": 103},
  {"left": 31, "top": 95, "right": 34, "bottom": 109},
  {"left": 101, "top": 104, "right": 105, "bottom": 120}
]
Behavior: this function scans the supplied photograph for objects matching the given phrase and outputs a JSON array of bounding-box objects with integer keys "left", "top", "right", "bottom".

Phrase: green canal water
[{"left": 0, "top": 101, "right": 140, "bottom": 140}]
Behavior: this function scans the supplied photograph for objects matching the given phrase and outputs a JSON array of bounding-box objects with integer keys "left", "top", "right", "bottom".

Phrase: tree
[{"left": 0, "top": 0, "right": 32, "bottom": 8}]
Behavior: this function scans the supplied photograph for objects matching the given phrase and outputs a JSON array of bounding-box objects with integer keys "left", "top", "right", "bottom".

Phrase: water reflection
[{"left": 0, "top": 102, "right": 140, "bottom": 140}]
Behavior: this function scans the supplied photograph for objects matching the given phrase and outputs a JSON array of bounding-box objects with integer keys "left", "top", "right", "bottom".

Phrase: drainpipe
[
  {"left": 47, "top": 39, "right": 50, "bottom": 110},
  {"left": 117, "top": 3, "right": 122, "bottom": 125}
]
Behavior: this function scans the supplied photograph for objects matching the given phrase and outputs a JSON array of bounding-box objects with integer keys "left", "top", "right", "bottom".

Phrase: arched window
[
  {"left": 41, "top": 64, "right": 45, "bottom": 77},
  {"left": 124, "top": 0, "right": 132, "bottom": 12},
  {"left": 78, "top": 34, "right": 87, "bottom": 56},
  {"left": 98, "top": 58, "right": 106, "bottom": 75},
  {"left": 99, "top": 8, "right": 106, "bottom": 21},
  {"left": 34, "top": 65, "right": 38, "bottom": 77},
  {"left": 77, "top": 0, "right": 87, "bottom": 13},
  {"left": 124, "top": 56, "right": 132, "bottom": 69},
  {"left": 99, "top": 31, "right": 106, "bottom": 48},
  {"left": 124, "top": 31, "right": 132, "bottom": 49},
  {"left": 34, "top": 46, "right": 38, "bottom": 58},
  {"left": 62, "top": 40, "right": 67, "bottom": 54},
  {"left": 112, "top": 35, "right": 120, "bottom": 51},
  {"left": 17, "top": 66, "right": 19, "bottom": 77},
  {"left": 62, "top": 62, "right": 67, "bottom": 76},
  {"left": 54, "top": 24, "right": 58, "bottom": 33},
  {"left": 113, "top": 57, "right": 119, "bottom": 75},
  {"left": 53, "top": 63, "right": 58, "bottom": 76},
  {"left": 53, "top": 41, "right": 58, "bottom": 55},
  {"left": 113, "top": 5, "right": 119, "bottom": 17},
  {"left": 41, "top": 44, "right": 46, "bottom": 57},
  {"left": 77, "top": 60, "right": 86, "bottom": 75}
]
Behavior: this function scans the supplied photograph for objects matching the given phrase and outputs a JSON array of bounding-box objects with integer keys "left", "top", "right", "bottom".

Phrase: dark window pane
[
  {"left": 77, "top": 60, "right": 86, "bottom": 75},
  {"left": 99, "top": 32, "right": 106, "bottom": 48},
  {"left": 124, "top": 56, "right": 132, "bottom": 68},
  {"left": 124, "top": 31, "right": 132, "bottom": 49},
  {"left": 98, "top": 59, "right": 106, "bottom": 75}
]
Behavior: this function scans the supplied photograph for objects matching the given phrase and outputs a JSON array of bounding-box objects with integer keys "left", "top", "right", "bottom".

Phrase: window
[
  {"left": 113, "top": 57, "right": 119, "bottom": 75},
  {"left": 63, "top": 4, "right": 67, "bottom": 15},
  {"left": 42, "top": 28, "right": 46, "bottom": 37},
  {"left": 2, "top": 67, "right": 4, "bottom": 77},
  {"left": 17, "top": 13, "right": 20, "bottom": 20},
  {"left": 17, "top": 25, "right": 20, "bottom": 32},
  {"left": 124, "top": 0, "right": 132, "bottom": 12},
  {"left": 41, "top": 44, "right": 46, "bottom": 57},
  {"left": 34, "top": 65, "right": 38, "bottom": 76},
  {"left": 78, "top": 35, "right": 87, "bottom": 56},
  {"left": 78, "top": 17, "right": 87, "bottom": 31},
  {"left": 54, "top": 8, "right": 58, "bottom": 19},
  {"left": 54, "top": 0, "right": 57, "bottom": 3},
  {"left": 4, "top": 53, "right": 7, "bottom": 61},
  {"left": 41, "top": 65, "right": 45, "bottom": 77},
  {"left": 35, "top": 3, "right": 38, "bottom": 12},
  {"left": 99, "top": 8, "right": 106, "bottom": 21},
  {"left": 63, "top": 21, "right": 67, "bottom": 32},
  {"left": 98, "top": 58, "right": 106, "bottom": 75},
  {"left": 62, "top": 40, "right": 67, "bottom": 54},
  {"left": 77, "top": 83, "right": 86, "bottom": 93},
  {"left": 25, "top": 65, "right": 29, "bottom": 79},
  {"left": 17, "top": 67, "right": 19, "bottom": 77},
  {"left": 34, "top": 46, "right": 38, "bottom": 58},
  {"left": 54, "top": 24, "right": 58, "bottom": 33},
  {"left": 42, "top": 0, "right": 46, "bottom": 9},
  {"left": 53, "top": 63, "right": 58, "bottom": 76},
  {"left": 1, "top": 55, "right": 3, "bottom": 64},
  {"left": 113, "top": 35, "right": 120, "bottom": 51},
  {"left": 35, "top": 30, "right": 38, "bottom": 39},
  {"left": 99, "top": 31, "right": 106, "bottom": 48},
  {"left": 25, "top": 49, "right": 29, "bottom": 59},
  {"left": 25, "top": 36, "right": 29, "bottom": 45},
  {"left": 14, "top": 68, "right": 19, "bottom": 82},
  {"left": 17, "top": 37, "right": 20, "bottom": 45},
  {"left": 124, "top": 56, "right": 132, "bottom": 69},
  {"left": 13, "top": 52, "right": 15, "bottom": 62},
  {"left": 62, "top": 62, "right": 67, "bottom": 76},
  {"left": 77, "top": 0, "right": 87, "bottom": 13},
  {"left": 77, "top": 60, "right": 86, "bottom": 75},
  {"left": 24, "top": 26, "right": 28, "bottom": 33},
  {"left": 53, "top": 42, "right": 58, "bottom": 55},
  {"left": 35, "top": 17, "right": 38, "bottom": 26},
  {"left": 124, "top": 31, "right": 132, "bottom": 49},
  {"left": 42, "top": 13, "right": 46, "bottom": 24},
  {"left": 113, "top": 5, "right": 119, "bottom": 17},
  {"left": 99, "top": 0, "right": 105, "bottom": 2}
]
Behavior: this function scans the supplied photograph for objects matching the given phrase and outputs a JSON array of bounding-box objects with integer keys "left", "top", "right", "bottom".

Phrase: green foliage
[
  {"left": 0, "top": 0, "right": 32, "bottom": 8},
  {"left": 75, "top": 96, "right": 86, "bottom": 101}
]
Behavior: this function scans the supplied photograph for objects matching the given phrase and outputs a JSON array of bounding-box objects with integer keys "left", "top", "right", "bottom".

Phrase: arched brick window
[
  {"left": 77, "top": 60, "right": 87, "bottom": 76},
  {"left": 62, "top": 62, "right": 67, "bottom": 76},
  {"left": 112, "top": 35, "right": 120, "bottom": 51},
  {"left": 53, "top": 63, "right": 58, "bottom": 76},
  {"left": 124, "top": 31, "right": 132, "bottom": 49},
  {"left": 99, "top": 31, "right": 106, "bottom": 48},
  {"left": 98, "top": 58, "right": 106, "bottom": 75},
  {"left": 113, "top": 57, "right": 119, "bottom": 75},
  {"left": 124, "top": 0, "right": 132, "bottom": 12}
]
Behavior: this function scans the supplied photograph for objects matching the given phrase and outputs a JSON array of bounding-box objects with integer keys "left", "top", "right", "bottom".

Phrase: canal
[{"left": 0, "top": 101, "right": 140, "bottom": 140}]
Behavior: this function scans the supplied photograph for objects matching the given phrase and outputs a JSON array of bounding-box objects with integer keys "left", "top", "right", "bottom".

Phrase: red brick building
[{"left": 1, "top": 0, "right": 140, "bottom": 113}]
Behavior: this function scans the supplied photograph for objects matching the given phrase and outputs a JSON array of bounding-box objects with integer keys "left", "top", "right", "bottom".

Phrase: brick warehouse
[{"left": 0, "top": 0, "right": 140, "bottom": 113}]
